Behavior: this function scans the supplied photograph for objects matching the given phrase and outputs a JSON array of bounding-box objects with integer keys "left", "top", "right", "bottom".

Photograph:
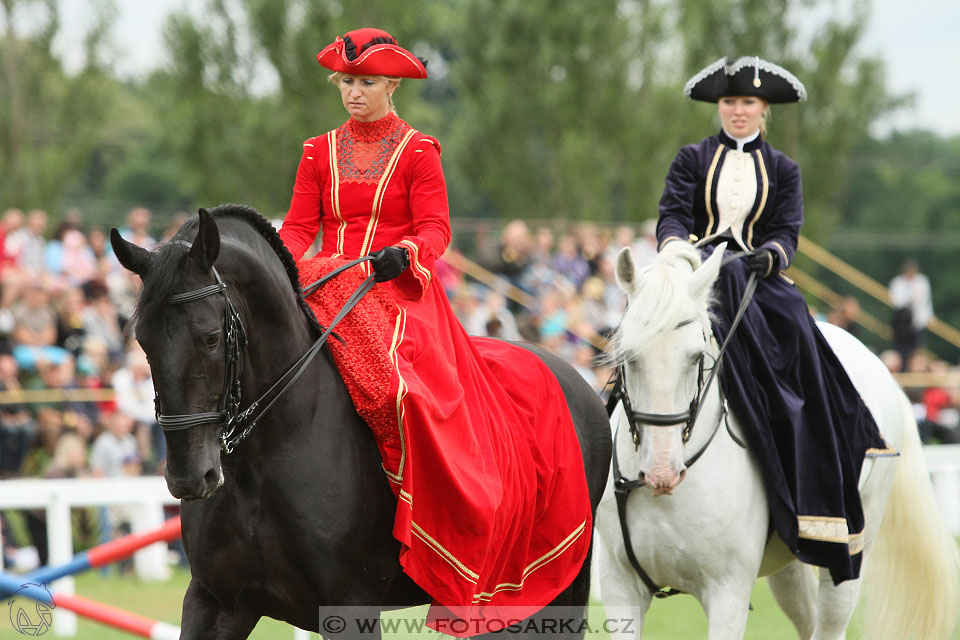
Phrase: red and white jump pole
[{"left": 1, "top": 516, "right": 183, "bottom": 638}]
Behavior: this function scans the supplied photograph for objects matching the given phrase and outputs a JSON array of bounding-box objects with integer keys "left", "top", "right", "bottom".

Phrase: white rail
[
  {"left": 923, "top": 443, "right": 960, "bottom": 534},
  {"left": 0, "top": 476, "right": 179, "bottom": 636}
]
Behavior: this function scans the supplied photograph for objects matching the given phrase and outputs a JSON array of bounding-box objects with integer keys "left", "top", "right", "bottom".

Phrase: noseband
[{"left": 152, "top": 252, "right": 376, "bottom": 454}]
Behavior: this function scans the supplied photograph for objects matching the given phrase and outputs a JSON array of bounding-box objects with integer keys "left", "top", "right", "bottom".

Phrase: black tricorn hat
[{"left": 684, "top": 56, "right": 807, "bottom": 104}]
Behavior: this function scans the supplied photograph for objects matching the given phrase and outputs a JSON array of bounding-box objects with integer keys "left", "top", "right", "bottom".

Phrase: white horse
[{"left": 593, "top": 243, "right": 960, "bottom": 639}]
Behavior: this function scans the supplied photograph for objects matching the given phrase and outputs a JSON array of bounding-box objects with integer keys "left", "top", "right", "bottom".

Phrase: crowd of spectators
[
  {"left": 0, "top": 206, "right": 178, "bottom": 570},
  {"left": 0, "top": 205, "right": 957, "bottom": 570}
]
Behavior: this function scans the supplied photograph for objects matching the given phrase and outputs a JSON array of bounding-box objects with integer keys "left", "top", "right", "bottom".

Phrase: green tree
[{"left": 0, "top": 0, "right": 119, "bottom": 211}]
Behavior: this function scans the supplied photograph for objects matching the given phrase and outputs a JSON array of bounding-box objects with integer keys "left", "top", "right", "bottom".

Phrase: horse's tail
[{"left": 862, "top": 393, "right": 960, "bottom": 640}]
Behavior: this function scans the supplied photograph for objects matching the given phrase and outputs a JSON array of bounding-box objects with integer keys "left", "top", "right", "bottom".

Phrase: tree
[{"left": 0, "top": 0, "right": 120, "bottom": 211}]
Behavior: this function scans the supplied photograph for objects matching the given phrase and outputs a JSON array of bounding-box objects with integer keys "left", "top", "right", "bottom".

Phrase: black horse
[{"left": 110, "top": 205, "right": 612, "bottom": 639}]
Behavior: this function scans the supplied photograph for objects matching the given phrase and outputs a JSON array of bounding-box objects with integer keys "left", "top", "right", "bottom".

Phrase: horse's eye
[{"left": 206, "top": 332, "right": 221, "bottom": 349}]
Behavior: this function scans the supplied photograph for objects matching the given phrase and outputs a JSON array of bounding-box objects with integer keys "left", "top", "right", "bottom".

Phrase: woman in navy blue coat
[{"left": 656, "top": 57, "right": 893, "bottom": 584}]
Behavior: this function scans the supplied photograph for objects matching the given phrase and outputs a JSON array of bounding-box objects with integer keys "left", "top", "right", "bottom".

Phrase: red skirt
[{"left": 298, "top": 254, "right": 592, "bottom": 634}]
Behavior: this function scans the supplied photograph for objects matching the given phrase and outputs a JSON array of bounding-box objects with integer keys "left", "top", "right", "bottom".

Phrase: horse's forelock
[{"left": 606, "top": 247, "right": 713, "bottom": 364}]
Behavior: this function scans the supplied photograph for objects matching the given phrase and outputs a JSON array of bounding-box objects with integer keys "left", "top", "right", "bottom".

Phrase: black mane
[{"left": 134, "top": 204, "right": 321, "bottom": 332}]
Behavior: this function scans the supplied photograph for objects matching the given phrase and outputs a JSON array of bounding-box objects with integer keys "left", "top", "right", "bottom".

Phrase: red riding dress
[{"left": 279, "top": 113, "right": 591, "bottom": 628}]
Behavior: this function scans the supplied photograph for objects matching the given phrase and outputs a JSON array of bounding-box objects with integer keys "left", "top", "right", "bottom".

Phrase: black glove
[
  {"left": 745, "top": 248, "right": 777, "bottom": 278},
  {"left": 370, "top": 246, "right": 409, "bottom": 282}
]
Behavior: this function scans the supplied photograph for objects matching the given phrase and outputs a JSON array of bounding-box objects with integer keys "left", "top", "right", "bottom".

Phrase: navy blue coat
[{"left": 656, "top": 132, "right": 892, "bottom": 584}]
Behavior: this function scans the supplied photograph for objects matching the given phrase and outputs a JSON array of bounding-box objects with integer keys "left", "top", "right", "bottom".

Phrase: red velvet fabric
[{"left": 281, "top": 115, "right": 591, "bottom": 632}]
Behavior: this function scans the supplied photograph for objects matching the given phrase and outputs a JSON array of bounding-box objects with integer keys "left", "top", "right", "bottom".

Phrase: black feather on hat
[{"left": 684, "top": 56, "right": 807, "bottom": 104}]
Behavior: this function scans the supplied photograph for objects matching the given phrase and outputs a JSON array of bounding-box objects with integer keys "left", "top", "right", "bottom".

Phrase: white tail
[{"left": 862, "top": 394, "right": 960, "bottom": 639}]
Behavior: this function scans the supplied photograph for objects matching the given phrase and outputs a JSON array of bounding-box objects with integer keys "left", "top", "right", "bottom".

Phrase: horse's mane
[
  {"left": 607, "top": 243, "right": 715, "bottom": 364},
  {"left": 135, "top": 204, "right": 321, "bottom": 332}
]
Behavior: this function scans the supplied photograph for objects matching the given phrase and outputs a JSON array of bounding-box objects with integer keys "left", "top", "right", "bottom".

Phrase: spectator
[
  {"left": 465, "top": 289, "right": 521, "bottom": 340},
  {"left": 118, "top": 207, "right": 157, "bottom": 249},
  {"left": 90, "top": 409, "right": 141, "bottom": 567},
  {"left": 90, "top": 409, "right": 139, "bottom": 480},
  {"left": 11, "top": 285, "right": 72, "bottom": 374},
  {"left": 825, "top": 297, "right": 861, "bottom": 338},
  {"left": 571, "top": 342, "right": 601, "bottom": 392},
  {"left": 81, "top": 280, "right": 125, "bottom": 361},
  {"left": 6, "top": 208, "right": 47, "bottom": 278},
  {"left": 890, "top": 259, "right": 933, "bottom": 365},
  {"left": 54, "top": 286, "right": 88, "bottom": 356},
  {"left": 485, "top": 220, "right": 533, "bottom": 293},
  {"left": 551, "top": 234, "right": 590, "bottom": 290},
  {"left": 879, "top": 349, "right": 902, "bottom": 375},
  {"left": 112, "top": 342, "right": 163, "bottom": 470},
  {"left": 0, "top": 352, "right": 35, "bottom": 478}
]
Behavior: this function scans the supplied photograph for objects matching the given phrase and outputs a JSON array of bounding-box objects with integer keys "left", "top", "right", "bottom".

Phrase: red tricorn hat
[{"left": 317, "top": 28, "right": 428, "bottom": 79}]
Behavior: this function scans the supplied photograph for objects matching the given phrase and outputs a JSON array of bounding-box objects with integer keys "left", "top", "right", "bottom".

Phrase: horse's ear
[
  {"left": 188, "top": 208, "right": 220, "bottom": 271},
  {"left": 110, "top": 228, "right": 153, "bottom": 276},
  {"left": 615, "top": 247, "right": 641, "bottom": 296},
  {"left": 689, "top": 242, "right": 725, "bottom": 302}
]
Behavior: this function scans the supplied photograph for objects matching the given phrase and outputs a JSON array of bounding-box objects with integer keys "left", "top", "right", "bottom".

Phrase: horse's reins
[
  {"left": 154, "top": 252, "right": 376, "bottom": 454},
  {"left": 607, "top": 251, "right": 758, "bottom": 598}
]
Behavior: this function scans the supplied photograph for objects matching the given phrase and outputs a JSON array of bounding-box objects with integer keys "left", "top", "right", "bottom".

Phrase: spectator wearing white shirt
[{"left": 889, "top": 259, "right": 933, "bottom": 365}]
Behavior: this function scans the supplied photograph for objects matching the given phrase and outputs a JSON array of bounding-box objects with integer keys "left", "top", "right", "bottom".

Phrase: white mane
[{"left": 610, "top": 243, "right": 716, "bottom": 363}]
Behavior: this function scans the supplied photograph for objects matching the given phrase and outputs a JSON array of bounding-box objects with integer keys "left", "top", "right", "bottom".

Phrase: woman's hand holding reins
[
  {"left": 371, "top": 246, "right": 410, "bottom": 282},
  {"left": 746, "top": 248, "right": 777, "bottom": 278}
]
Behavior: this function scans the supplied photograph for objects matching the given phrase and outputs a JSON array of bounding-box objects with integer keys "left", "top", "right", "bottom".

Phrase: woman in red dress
[{"left": 278, "top": 28, "right": 592, "bottom": 628}]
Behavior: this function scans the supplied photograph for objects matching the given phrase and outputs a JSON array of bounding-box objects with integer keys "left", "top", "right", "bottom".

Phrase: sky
[{"left": 11, "top": 0, "right": 960, "bottom": 136}]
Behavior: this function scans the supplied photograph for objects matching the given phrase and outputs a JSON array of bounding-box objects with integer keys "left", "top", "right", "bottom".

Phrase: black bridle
[
  {"left": 607, "top": 264, "right": 758, "bottom": 598},
  {"left": 154, "top": 254, "right": 375, "bottom": 454}
]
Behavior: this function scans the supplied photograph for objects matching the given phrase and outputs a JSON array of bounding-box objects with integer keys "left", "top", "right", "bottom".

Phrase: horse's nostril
[{"left": 203, "top": 467, "right": 220, "bottom": 489}]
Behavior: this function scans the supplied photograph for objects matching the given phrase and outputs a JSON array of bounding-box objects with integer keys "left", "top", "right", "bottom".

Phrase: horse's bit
[
  {"left": 154, "top": 252, "right": 375, "bottom": 454},
  {"left": 607, "top": 259, "right": 758, "bottom": 598}
]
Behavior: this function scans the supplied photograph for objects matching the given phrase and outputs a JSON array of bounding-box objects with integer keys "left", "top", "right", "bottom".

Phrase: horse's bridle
[
  {"left": 616, "top": 319, "right": 708, "bottom": 448},
  {"left": 153, "top": 252, "right": 376, "bottom": 454},
  {"left": 156, "top": 266, "right": 246, "bottom": 435}
]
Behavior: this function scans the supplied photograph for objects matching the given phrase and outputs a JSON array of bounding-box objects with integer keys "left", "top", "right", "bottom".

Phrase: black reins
[
  {"left": 607, "top": 252, "right": 758, "bottom": 598},
  {"left": 154, "top": 253, "right": 375, "bottom": 454}
]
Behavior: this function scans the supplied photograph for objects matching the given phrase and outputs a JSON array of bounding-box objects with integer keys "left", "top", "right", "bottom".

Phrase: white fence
[
  {"left": 2, "top": 447, "right": 960, "bottom": 637},
  {"left": 0, "top": 476, "right": 179, "bottom": 636}
]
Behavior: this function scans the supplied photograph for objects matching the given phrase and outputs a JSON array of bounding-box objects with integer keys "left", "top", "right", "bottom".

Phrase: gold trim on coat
[
  {"left": 327, "top": 132, "right": 346, "bottom": 255},
  {"left": 359, "top": 129, "right": 417, "bottom": 274},
  {"left": 745, "top": 149, "right": 769, "bottom": 249},
  {"left": 704, "top": 146, "right": 725, "bottom": 236},
  {"left": 382, "top": 306, "right": 409, "bottom": 484}
]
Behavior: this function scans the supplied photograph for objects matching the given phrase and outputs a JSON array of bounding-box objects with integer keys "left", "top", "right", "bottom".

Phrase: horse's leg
[
  {"left": 179, "top": 579, "right": 260, "bottom": 640},
  {"left": 765, "top": 561, "right": 817, "bottom": 639},
  {"left": 811, "top": 570, "right": 862, "bottom": 640},
  {"left": 700, "top": 578, "right": 755, "bottom": 640}
]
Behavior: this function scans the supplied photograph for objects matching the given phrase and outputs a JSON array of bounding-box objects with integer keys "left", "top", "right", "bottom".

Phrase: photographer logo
[{"left": 8, "top": 583, "right": 55, "bottom": 636}]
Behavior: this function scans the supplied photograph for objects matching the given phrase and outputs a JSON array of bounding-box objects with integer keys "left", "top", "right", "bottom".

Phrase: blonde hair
[
  {"left": 760, "top": 104, "right": 771, "bottom": 138},
  {"left": 328, "top": 72, "right": 401, "bottom": 115}
]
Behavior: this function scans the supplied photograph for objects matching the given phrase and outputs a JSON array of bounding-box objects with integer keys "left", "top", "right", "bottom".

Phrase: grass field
[{"left": 1, "top": 566, "right": 878, "bottom": 639}]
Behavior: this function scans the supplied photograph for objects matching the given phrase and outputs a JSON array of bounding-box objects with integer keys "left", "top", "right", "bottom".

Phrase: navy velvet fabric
[{"left": 709, "top": 248, "right": 889, "bottom": 584}]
